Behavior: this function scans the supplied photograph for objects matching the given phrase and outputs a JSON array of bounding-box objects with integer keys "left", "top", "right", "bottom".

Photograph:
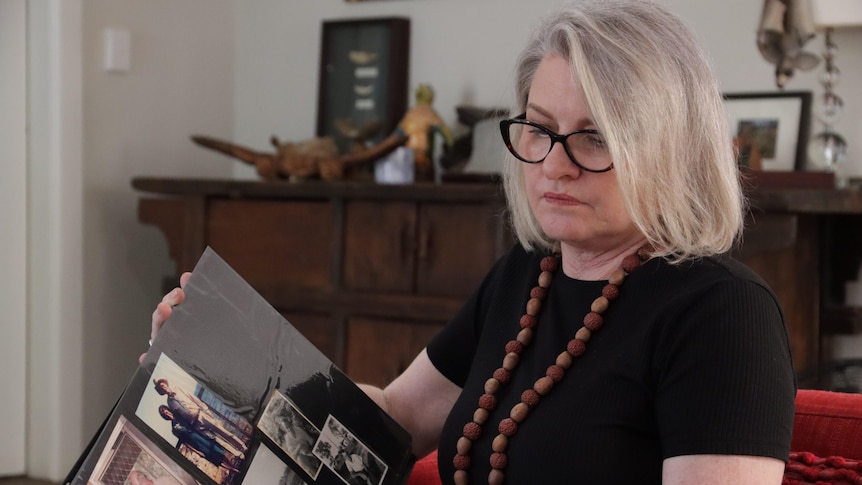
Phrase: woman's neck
[{"left": 559, "top": 237, "right": 649, "bottom": 280}]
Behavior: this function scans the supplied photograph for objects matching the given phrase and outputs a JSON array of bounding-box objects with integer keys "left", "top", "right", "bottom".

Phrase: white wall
[
  {"left": 0, "top": 0, "right": 28, "bottom": 474},
  {"left": 27, "top": 0, "right": 85, "bottom": 478},
  {"left": 231, "top": 0, "right": 862, "bottom": 179},
  {"left": 34, "top": 0, "right": 861, "bottom": 480},
  {"left": 78, "top": 0, "right": 235, "bottom": 454}
]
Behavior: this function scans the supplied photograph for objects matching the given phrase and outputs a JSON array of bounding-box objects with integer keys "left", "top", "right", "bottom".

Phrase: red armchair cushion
[
  {"left": 791, "top": 389, "right": 862, "bottom": 460},
  {"left": 406, "top": 450, "right": 442, "bottom": 485}
]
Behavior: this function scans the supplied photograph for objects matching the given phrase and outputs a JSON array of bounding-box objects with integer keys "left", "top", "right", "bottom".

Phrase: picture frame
[
  {"left": 317, "top": 17, "right": 410, "bottom": 154},
  {"left": 723, "top": 91, "right": 812, "bottom": 171}
]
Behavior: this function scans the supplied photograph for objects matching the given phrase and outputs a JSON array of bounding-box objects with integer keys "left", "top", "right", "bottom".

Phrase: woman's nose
[{"left": 542, "top": 142, "right": 582, "bottom": 179}]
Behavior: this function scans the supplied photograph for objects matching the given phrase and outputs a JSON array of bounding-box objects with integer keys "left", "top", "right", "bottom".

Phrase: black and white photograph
[
  {"left": 312, "top": 416, "right": 388, "bottom": 485},
  {"left": 135, "top": 354, "right": 253, "bottom": 485},
  {"left": 242, "top": 444, "right": 307, "bottom": 485},
  {"left": 86, "top": 416, "right": 200, "bottom": 485},
  {"left": 257, "top": 390, "right": 323, "bottom": 479}
]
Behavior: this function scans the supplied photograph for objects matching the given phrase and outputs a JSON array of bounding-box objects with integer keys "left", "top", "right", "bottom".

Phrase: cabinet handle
[{"left": 418, "top": 220, "right": 432, "bottom": 263}]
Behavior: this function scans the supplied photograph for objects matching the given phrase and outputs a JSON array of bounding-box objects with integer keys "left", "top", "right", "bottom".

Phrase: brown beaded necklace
[{"left": 452, "top": 247, "right": 650, "bottom": 485}]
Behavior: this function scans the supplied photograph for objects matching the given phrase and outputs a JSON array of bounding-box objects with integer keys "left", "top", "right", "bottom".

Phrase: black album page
[{"left": 66, "top": 247, "right": 415, "bottom": 485}]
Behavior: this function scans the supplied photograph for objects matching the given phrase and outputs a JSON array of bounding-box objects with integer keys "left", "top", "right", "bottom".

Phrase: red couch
[{"left": 406, "top": 389, "right": 862, "bottom": 485}]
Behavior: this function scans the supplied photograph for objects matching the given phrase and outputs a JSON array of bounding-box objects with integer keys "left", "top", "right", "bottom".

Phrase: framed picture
[
  {"left": 723, "top": 91, "right": 812, "bottom": 171},
  {"left": 317, "top": 17, "right": 410, "bottom": 154}
]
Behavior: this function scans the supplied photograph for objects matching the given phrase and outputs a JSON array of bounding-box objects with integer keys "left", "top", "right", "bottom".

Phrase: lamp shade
[{"left": 811, "top": 0, "right": 862, "bottom": 28}]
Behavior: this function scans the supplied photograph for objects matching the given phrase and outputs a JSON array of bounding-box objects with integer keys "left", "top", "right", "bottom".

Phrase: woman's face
[{"left": 522, "top": 53, "right": 641, "bottom": 252}]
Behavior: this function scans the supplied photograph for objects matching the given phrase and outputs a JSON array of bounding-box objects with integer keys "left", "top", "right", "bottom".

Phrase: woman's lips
[{"left": 543, "top": 192, "right": 582, "bottom": 206}]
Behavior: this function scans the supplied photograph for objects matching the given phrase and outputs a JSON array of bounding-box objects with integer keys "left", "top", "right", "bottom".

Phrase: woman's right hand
[{"left": 139, "top": 271, "right": 192, "bottom": 364}]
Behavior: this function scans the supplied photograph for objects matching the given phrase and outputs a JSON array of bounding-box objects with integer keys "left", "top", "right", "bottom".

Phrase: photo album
[{"left": 65, "top": 247, "right": 415, "bottom": 485}]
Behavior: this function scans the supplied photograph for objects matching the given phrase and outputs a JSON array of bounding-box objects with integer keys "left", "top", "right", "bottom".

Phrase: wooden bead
[
  {"left": 473, "top": 408, "right": 489, "bottom": 425},
  {"left": 454, "top": 470, "right": 469, "bottom": 485},
  {"left": 510, "top": 402, "right": 530, "bottom": 422},
  {"left": 502, "top": 352, "right": 520, "bottom": 370},
  {"left": 488, "top": 469, "right": 506, "bottom": 485},
  {"left": 608, "top": 268, "right": 626, "bottom": 286},
  {"left": 457, "top": 436, "right": 473, "bottom": 454},
  {"left": 575, "top": 326, "right": 592, "bottom": 342},
  {"left": 590, "top": 296, "right": 609, "bottom": 313},
  {"left": 556, "top": 350, "right": 573, "bottom": 369},
  {"left": 484, "top": 378, "right": 500, "bottom": 394},
  {"left": 538, "top": 270, "right": 554, "bottom": 288},
  {"left": 492, "top": 433, "right": 509, "bottom": 452},
  {"left": 519, "top": 314, "right": 537, "bottom": 329},
  {"left": 526, "top": 297, "right": 542, "bottom": 316},
  {"left": 516, "top": 328, "right": 534, "bottom": 346},
  {"left": 602, "top": 283, "right": 620, "bottom": 300},
  {"left": 534, "top": 376, "right": 554, "bottom": 395}
]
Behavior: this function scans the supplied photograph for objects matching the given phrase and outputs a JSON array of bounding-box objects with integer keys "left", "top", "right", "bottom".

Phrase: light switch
[{"left": 104, "top": 28, "right": 131, "bottom": 73}]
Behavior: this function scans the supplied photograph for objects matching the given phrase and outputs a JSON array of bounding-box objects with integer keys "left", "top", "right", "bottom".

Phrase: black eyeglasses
[{"left": 499, "top": 113, "right": 613, "bottom": 173}]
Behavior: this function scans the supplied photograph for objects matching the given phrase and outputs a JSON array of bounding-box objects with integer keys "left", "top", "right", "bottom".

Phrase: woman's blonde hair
[{"left": 503, "top": 0, "right": 744, "bottom": 263}]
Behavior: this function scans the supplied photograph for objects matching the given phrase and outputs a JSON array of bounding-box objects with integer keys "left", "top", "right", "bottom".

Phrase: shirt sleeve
[{"left": 654, "top": 277, "right": 796, "bottom": 461}]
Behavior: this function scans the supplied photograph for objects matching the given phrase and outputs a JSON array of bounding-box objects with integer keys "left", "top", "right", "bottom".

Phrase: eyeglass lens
[{"left": 505, "top": 121, "right": 611, "bottom": 172}]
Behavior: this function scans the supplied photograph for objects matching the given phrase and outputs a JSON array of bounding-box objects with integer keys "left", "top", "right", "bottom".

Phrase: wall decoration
[
  {"left": 317, "top": 18, "right": 410, "bottom": 154},
  {"left": 723, "top": 91, "right": 812, "bottom": 171}
]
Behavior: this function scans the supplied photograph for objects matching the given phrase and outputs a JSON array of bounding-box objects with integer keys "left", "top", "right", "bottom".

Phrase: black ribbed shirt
[{"left": 428, "top": 244, "right": 795, "bottom": 483}]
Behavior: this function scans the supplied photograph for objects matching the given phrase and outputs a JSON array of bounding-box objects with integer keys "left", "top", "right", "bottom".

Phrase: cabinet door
[
  {"left": 343, "top": 201, "right": 417, "bottom": 292},
  {"left": 345, "top": 317, "right": 444, "bottom": 388},
  {"left": 208, "top": 200, "right": 334, "bottom": 294},
  {"left": 416, "top": 202, "right": 508, "bottom": 297}
]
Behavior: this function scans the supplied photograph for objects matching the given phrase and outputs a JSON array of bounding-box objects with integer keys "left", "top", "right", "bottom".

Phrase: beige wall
[
  {"left": 75, "top": 0, "right": 235, "bottom": 474},
  {"left": 0, "top": 0, "right": 28, "bottom": 475},
  {"left": 33, "top": 0, "right": 862, "bottom": 480}
]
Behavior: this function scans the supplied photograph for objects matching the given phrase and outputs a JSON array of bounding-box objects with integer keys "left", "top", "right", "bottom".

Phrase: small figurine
[{"left": 395, "top": 84, "right": 455, "bottom": 182}]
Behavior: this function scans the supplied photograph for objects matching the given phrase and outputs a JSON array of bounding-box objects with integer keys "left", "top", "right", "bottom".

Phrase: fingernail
[{"left": 169, "top": 289, "right": 178, "bottom": 299}]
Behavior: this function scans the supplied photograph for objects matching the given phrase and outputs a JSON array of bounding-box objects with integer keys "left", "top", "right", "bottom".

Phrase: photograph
[
  {"left": 257, "top": 390, "right": 323, "bottom": 480},
  {"left": 135, "top": 354, "right": 253, "bottom": 485},
  {"left": 723, "top": 91, "right": 812, "bottom": 171},
  {"left": 313, "top": 416, "right": 388, "bottom": 485},
  {"left": 86, "top": 416, "right": 200, "bottom": 485},
  {"left": 242, "top": 444, "right": 307, "bottom": 485}
]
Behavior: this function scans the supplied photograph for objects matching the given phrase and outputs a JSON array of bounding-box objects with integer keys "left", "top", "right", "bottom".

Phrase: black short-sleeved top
[{"left": 428, "top": 244, "right": 795, "bottom": 483}]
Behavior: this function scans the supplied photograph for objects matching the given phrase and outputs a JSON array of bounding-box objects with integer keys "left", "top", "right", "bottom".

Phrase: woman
[{"left": 151, "top": 1, "right": 795, "bottom": 483}]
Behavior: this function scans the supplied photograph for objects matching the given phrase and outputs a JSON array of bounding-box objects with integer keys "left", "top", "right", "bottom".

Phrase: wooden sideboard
[{"left": 133, "top": 176, "right": 862, "bottom": 383}]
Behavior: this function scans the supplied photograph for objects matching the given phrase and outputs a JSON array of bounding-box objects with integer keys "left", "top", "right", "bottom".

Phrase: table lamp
[{"left": 808, "top": 0, "right": 862, "bottom": 179}]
